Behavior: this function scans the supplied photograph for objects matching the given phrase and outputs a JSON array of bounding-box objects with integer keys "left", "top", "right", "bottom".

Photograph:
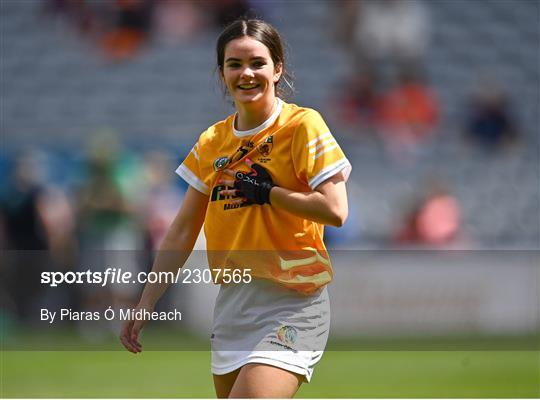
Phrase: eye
[
  {"left": 227, "top": 62, "right": 241, "bottom": 68},
  {"left": 252, "top": 61, "right": 266, "bottom": 68}
]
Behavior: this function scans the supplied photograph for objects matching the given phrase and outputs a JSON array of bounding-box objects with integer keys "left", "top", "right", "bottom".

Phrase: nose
[{"left": 240, "top": 66, "right": 255, "bottom": 79}]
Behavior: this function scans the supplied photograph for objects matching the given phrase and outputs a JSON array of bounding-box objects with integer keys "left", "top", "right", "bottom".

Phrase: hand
[
  {"left": 119, "top": 304, "right": 151, "bottom": 354},
  {"left": 219, "top": 158, "right": 274, "bottom": 205}
]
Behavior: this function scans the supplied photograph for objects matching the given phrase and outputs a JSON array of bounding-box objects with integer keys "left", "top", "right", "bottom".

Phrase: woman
[{"left": 120, "top": 19, "right": 351, "bottom": 398}]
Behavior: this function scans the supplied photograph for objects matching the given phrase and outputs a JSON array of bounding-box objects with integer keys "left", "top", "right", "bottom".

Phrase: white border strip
[
  {"left": 308, "top": 158, "right": 352, "bottom": 189},
  {"left": 212, "top": 354, "right": 313, "bottom": 382},
  {"left": 233, "top": 98, "right": 283, "bottom": 138},
  {"left": 175, "top": 164, "right": 209, "bottom": 195}
]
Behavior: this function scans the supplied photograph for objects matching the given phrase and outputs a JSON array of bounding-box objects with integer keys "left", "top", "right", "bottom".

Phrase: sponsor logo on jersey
[
  {"left": 210, "top": 184, "right": 232, "bottom": 201},
  {"left": 210, "top": 184, "right": 251, "bottom": 210},
  {"left": 223, "top": 202, "right": 249, "bottom": 210},
  {"left": 213, "top": 156, "right": 230, "bottom": 171}
]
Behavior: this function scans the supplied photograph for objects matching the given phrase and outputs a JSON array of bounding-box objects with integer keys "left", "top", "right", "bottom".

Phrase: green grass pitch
[{"left": 1, "top": 349, "right": 538, "bottom": 397}]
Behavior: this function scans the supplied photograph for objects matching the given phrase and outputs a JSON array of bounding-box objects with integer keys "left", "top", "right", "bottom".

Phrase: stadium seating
[{"left": 1, "top": 0, "right": 538, "bottom": 248}]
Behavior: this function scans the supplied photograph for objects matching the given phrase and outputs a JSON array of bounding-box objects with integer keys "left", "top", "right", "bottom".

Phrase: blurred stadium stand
[{"left": 1, "top": 0, "right": 538, "bottom": 249}]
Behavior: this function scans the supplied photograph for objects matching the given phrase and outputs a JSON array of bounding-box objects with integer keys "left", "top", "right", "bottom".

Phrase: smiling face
[{"left": 220, "top": 36, "right": 282, "bottom": 106}]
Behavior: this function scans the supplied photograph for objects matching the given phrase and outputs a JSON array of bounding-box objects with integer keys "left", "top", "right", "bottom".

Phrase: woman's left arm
[
  {"left": 220, "top": 160, "right": 349, "bottom": 227},
  {"left": 269, "top": 173, "right": 348, "bottom": 227}
]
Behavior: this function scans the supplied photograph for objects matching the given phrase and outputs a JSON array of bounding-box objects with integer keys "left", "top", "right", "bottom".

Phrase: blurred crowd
[
  {"left": 40, "top": 0, "right": 521, "bottom": 159},
  {"left": 325, "top": 0, "right": 520, "bottom": 248},
  {"left": 0, "top": 2, "right": 464, "bottom": 242},
  {"left": 43, "top": 0, "right": 255, "bottom": 61},
  {"left": 330, "top": 0, "right": 518, "bottom": 158},
  {"left": 1, "top": 134, "right": 185, "bottom": 327},
  {"left": 1, "top": 0, "right": 532, "bottom": 328}
]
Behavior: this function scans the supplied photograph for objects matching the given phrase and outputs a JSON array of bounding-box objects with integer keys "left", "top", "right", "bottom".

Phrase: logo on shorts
[
  {"left": 277, "top": 325, "right": 298, "bottom": 346},
  {"left": 213, "top": 156, "right": 230, "bottom": 171}
]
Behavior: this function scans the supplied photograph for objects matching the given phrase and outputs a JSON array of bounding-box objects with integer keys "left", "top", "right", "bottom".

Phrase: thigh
[
  {"left": 213, "top": 369, "right": 241, "bottom": 399},
  {"left": 228, "top": 363, "right": 303, "bottom": 398}
]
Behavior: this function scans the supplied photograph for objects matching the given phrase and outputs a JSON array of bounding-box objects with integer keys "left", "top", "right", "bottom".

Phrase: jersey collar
[{"left": 233, "top": 98, "right": 283, "bottom": 138}]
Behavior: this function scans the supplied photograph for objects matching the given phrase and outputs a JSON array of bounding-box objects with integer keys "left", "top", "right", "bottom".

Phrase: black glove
[{"left": 234, "top": 163, "right": 274, "bottom": 205}]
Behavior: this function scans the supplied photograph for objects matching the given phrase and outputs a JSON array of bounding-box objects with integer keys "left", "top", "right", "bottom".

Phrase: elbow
[
  {"left": 333, "top": 213, "right": 347, "bottom": 228},
  {"left": 160, "top": 225, "right": 194, "bottom": 251},
  {"left": 329, "top": 208, "right": 348, "bottom": 228}
]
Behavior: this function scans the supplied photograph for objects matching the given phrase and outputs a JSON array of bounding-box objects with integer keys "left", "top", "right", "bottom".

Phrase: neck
[{"left": 234, "top": 96, "right": 277, "bottom": 131}]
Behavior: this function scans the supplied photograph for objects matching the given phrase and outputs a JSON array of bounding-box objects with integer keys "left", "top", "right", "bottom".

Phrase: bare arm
[
  {"left": 220, "top": 160, "right": 349, "bottom": 227},
  {"left": 269, "top": 173, "right": 348, "bottom": 227},
  {"left": 120, "top": 186, "right": 208, "bottom": 353},
  {"left": 137, "top": 186, "right": 208, "bottom": 307}
]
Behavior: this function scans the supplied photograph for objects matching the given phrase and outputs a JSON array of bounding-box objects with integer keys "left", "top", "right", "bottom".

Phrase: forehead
[{"left": 224, "top": 36, "right": 271, "bottom": 59}]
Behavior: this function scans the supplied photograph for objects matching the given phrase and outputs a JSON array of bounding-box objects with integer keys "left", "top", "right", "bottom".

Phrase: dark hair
[{"left": 216, "top": 18, "right": 294, "bottom": 99}]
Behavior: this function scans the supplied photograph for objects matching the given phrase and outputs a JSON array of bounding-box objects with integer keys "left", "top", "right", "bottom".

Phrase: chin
[
  {"left": 235, "top": 94, "right": 263, "bottom": 104},
  {"left": 235, "top": 90, "right": 271, "bottom": 104}
]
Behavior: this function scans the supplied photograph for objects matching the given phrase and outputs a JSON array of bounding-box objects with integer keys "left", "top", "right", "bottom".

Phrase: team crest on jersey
[
  {"left": 257, "top": 136, "right": 273, "bottom": 157},
  {"left": 277, "top": 325, "right": 298, "bottom": 346},
  {"left": 213, "top": 156, "right": 229, "bottom": 171}
]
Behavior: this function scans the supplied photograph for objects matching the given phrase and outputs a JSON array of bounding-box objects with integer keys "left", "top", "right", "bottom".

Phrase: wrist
[
  {"left": 265, "top": 183, "right": 276, "bottom": 205},
  {"left": 137, "top": 299, "right": 156, "bottom": 310}
]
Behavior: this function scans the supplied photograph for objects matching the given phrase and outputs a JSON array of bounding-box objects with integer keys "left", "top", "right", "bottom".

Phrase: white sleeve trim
[
  {"left": 191, "top": 146, "right": 200, "bottom": 161},
  {"left": 314, "top": 143, "right": 339, "bottom": 160},
  {"left": 308, "top": 158, "right": 352, "bottom": 190},
  {"left": 306, "top": 131, "right": 332, "bottom": 148},
  {"left": 175, "top": 164, "right": 210, "bottom": 195},
  {"left": 309, "top": 137, "right": 336, "bottom": 154}
]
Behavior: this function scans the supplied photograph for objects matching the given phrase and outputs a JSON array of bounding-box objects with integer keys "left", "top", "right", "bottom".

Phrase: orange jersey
[{"left": 177, "top": 99, "right": 351, "bottom": 293}]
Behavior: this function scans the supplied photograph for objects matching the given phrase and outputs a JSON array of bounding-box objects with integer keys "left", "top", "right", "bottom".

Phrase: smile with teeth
[{"left": 238, "top": 83, "right": 260, "bottom": 90}]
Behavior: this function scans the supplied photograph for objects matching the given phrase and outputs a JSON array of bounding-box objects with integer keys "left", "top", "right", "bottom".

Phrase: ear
[
  {"left": 273, "top": 63, "right": 283, "bottom": 83},
  {"left": 219, "top": 66, "right": 225, "bottom": 82}
]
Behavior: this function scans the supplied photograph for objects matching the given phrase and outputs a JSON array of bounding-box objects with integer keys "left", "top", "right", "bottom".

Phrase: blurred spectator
[
  {"left": 375, "top": 69, "right": 439, "bottom": 162},
  {"left": 76, "top": 135, "right": 144, "bottom": 338},
  {"left": 351, "top": 0, "right": 430, "bottom": 79},
  {"left": 464, "top": 79, "right": 518, "bottom": 152},
  {"left": 332, "top": 0, "right": 430, "bottom": 84},
  {"left": 330, "top": 69, "right": 378, "bottom": 129},
  {"left": 77, "top": 154, "right": 131, "bottom": 250},
  {"left": 394, "top": 183, "right": 462, "bottom": 247},
  {"left": 0, "top": 152, "right": 50, "bottom": 321},
  {"left": 137, "top": 150, "right": 185, "bottom": 314},
  {"left": 43, "top": 0, "right": 106, "bottom": 36},
  {"left": 39, "top": 186, "right": 77, "bottom": 265},
  {"left": 0, "top": 152, "right": 49, "bottom": 250},
  {"left": 77, "top": 133, "right": 146, "bottom": 253},
  {"left": 140, "top": 150, "right": 184, "bottom": 250},
  {"left": 100, "top": 0, "right": 154, "bottom": 61},
  {"left": 331, "top": 0, "right": 359, "bottom": 51},
  {"left": 153, "top": 0, "right": 207, "bottom": 44}
]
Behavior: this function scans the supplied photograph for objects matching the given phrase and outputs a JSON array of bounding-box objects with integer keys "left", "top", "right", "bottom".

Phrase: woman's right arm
[{"left": 120, "top": 186, "right": 208, "bottom": 353}]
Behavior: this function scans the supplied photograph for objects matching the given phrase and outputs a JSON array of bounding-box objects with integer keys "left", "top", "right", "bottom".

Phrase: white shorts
[{"left": 210, "top": 278, "right": 330, "bottom": 383}]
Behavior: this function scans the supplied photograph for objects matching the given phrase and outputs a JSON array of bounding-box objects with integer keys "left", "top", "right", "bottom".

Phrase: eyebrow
[{"left": 225, "top": 56, "right": 267, "bottom": 63}]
